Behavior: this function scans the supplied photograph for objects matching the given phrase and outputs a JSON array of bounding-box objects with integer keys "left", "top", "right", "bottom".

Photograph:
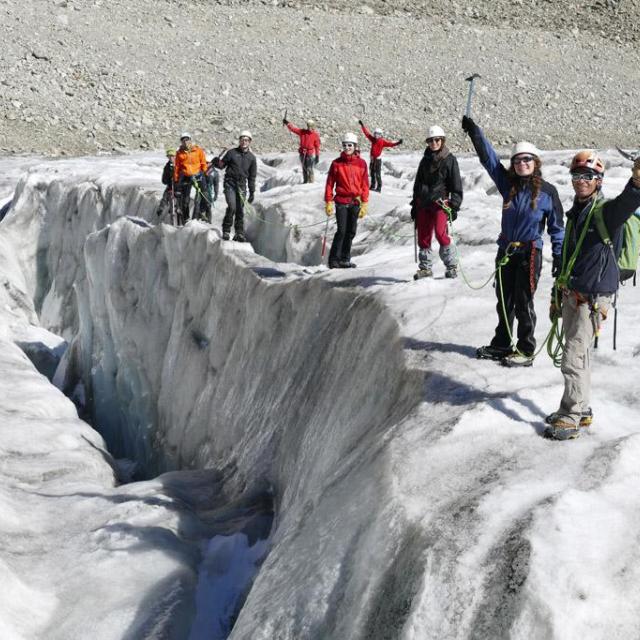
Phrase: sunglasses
[
  {"left": 342, "top": 142, "right": 355, "bottom": 148},
  {"left": 571, "top": 172, "right": 599, "bottom": 182},
  {"left": 512, "top": 156, "right": 535, "bottom": 165},
  {"left": 426, "top": 137, "right": 444, "bottom": 143}
]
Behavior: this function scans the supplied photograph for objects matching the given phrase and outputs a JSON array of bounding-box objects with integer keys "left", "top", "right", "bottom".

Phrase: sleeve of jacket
[
  {"left": 287, "top": 122, "right": 302, "bottom": 137},
  {"left": 198, "top": 148, "right": 208, "bottom": 174},
  {"left": 468, "top": 124, "right": 510, "bottom": 196},
  {"left": 248, "top": 155, "right": 257, "bottom": 194},
  {"left": 360, "top": 123, "right": 375, "bottom": 143},
  {"left": 360, "top": 158, "right": 370, "bottom": 202},
  {"left": 173, "top": 154, "right": 182, "bottom": 183},
  {"left": 324, "top": 161, "right": 336, "bottom": 202},
  {"left": 381, "top": 138, "right": 397, "bottom": 149},
  {"left": 602, "top": 179, "right": 640, "bottom": 235},
  {"left": 412, "top": 158, "right": 425, "bottom": 202},
  {"left": 544, "top": 183, "right": 565, "bottom": 255},
  {"left": 446, "top": 155, "right": 463, "bottom": 211}
]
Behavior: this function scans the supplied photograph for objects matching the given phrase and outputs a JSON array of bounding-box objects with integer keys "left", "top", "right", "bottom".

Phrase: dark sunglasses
[
  {"left": 342, "top": 142, "right": 355, "bottom": 147},
  {"left": 512, "top": 156, "right": 535, "bottom": 165},
  {"left": 571, "top": 172, "right": 599, "bottom": 182},
  {"left": 426, "top": 137, "right": 444, "bottom": 143}
]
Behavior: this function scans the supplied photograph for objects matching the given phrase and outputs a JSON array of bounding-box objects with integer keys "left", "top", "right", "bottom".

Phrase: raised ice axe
[
  {"left": 616, "top": 146, "right": 640, "bottom": 162},
  {"left": 465, "top": 73, "right": 482, "bottom": 119}
]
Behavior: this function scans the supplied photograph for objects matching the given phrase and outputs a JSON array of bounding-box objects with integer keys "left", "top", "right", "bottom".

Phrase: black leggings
[{"left": 329, "top": 203, "right": 359, "bottom": 265}]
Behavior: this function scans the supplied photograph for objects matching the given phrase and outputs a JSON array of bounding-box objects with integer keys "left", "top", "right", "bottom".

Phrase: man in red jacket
[
  {"left": 359, "top": 120, "right": 403, "bottom": 192},
  {"left": 283, "top": 117, "right": 321, "bottom": 183},
  {"left": 324, "top": 132, "right": 369, "bottom": 269}
]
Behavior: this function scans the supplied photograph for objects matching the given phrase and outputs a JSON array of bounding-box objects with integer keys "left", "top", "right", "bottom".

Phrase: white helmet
[
  {"left": 306, "top": 119, "right": 316, "bottom": 128},
  {"left": 511, "top": 141, "right": 539, "bottom": 159},
  {"left": 427, "top": 125, "right": 445, "bottom": 139},
  {"left": 342, "top": 132, "right": 358, "bottom": 144},
  {"left": 373, "top": 128, "right": 383, "bottom": 136},
  {"left": 239, "top": 130, "right": 252, "bottom": 140},
  {"left": 180, "top": 132, "right": 191, "bottom": 140}
]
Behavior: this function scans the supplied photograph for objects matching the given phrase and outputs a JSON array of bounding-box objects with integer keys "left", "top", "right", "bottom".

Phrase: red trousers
[{"left": 416, "top": 201, "right": 451, "bottom": 249}]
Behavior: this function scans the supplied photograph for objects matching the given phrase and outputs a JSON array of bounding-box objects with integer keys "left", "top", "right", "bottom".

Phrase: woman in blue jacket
[{"left": 462, "top": 116, "right": 565, "bottom": 367}]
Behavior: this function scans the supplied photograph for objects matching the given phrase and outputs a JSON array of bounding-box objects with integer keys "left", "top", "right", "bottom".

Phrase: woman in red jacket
[
  {"left": 283, "top": 117, "right": 321, "bottom": 183},
  {"left": 324, "top": 132, "right": 369, "bottom": 269},
  {"left": 359, "top": 120, "right": 402, "bottom": 192}
]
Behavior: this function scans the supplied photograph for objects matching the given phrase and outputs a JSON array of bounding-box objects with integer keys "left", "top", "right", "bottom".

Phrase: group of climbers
[
  {"left": 156, "top": 120, "right": 640, "bottom": 442},
  {"left": 157, "top": 131, "right": 254, "bottom": 240}
]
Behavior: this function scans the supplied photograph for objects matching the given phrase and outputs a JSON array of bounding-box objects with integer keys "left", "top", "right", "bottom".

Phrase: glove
[
  {"left": 409, "top": 199, "right": 417, "bottom": 221},
  {"left": 397, "top": 138, "right": 403, "bottom": 145},
  {"left": 358, "top": 201, "right": 368, "bottom": 219},
  {"left": 325, "top": 201, "right": 334, "bottom": 216},
  {"left": 283, "top": 118, "right": 289, "bottom": 125},
  {"left": 552, "top": 254, "right": 562, "bottom": 278},
  {"left": 248, "top": 192, "right": 255, "bottom": 203},
  {"left": 358, "top": 119, "right": 364, "bottom": 126},
  {"left": 461, "top": 115, "right": 476, "bottom": 134},
  {"left": 314, "top": 155, "right": 320, "bottom": 165}
]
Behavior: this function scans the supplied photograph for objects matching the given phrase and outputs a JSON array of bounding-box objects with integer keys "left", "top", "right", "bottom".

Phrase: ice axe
[
  {"left": 464, "top": 73, "right": 481, "bottom": 119},
  {"left": 616, "top": 146, "right": 640, "bottom": 162}
]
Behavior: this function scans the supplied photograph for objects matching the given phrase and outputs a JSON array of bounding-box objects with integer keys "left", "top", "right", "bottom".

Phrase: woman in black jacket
[{"left": 411, "top": 125, "right": 463, "bottom": 280}]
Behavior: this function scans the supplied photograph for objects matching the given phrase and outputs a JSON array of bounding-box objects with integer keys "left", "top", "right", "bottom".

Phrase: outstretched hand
[{"left": 461, "top": 115, "right": 475, "bottom": 134}]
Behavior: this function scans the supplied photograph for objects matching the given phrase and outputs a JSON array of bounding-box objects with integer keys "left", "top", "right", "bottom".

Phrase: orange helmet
[{"left": 570, "top": 150, "right": 605, "bottom": 175}]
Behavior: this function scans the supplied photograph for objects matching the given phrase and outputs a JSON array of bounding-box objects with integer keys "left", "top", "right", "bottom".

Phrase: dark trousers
[
  {"left": 491, "top": 247, "right": 542, "bottom": 354},
  {"left": 177, "top": 174, "right": 209, "bottom": 225},
  {"left": 369, "top": 157, "right": 382, "bottom": 191},
  {"left": 222, "top": 184, "right": 245, "bottom": 234},
  {"left": 300, "top": 153, "right": 316, "bottom": 183},
  {"left": 329, "top": 203, "right": 359, "bottom": 265}
]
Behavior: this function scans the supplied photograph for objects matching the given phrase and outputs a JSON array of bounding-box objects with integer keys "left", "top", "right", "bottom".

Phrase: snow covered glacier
[{"left": 1, "top": 150, "right": 640, "bottom": 639}]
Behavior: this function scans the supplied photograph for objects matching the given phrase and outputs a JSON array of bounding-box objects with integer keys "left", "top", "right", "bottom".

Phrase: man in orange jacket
[
  {"left": 324, "top": 132, "right": 369, "bottom": 269},
  {"left": 359, "top": 120, "right": 402, "bottom": 192},
  {"left": 283, "top": 117, "right": 321, "bottom": 184},
  {"left": 174, "top": 132, "right": 209, "bottom": 225}
]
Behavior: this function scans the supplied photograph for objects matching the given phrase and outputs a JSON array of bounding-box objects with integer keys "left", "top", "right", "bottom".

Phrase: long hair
[{"left": 504, "top": 157, "right": 542, "bottom": 210}]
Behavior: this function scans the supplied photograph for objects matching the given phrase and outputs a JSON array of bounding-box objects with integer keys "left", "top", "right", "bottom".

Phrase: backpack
[{"left": 594, "top": 207, "right": 640, "bottom": 283}]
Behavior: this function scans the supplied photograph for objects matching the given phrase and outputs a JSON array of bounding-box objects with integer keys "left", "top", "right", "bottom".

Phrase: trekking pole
[
  {"left": 464, "top": 73, "right": 482, "bottom": 118},
  {"left": 321, "top": 217, "right": 329, "bottom": 258}
]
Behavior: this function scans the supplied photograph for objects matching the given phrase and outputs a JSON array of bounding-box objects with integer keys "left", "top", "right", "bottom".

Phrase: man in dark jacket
[
  {"left": 462, "top": 116, "right": 565, "bottom": 367},
  {"left": 411, "top": 125, "right": 463, "bottom": 279},
  {"left": 215, "top": 130, "right": 257, "bottom": 241},
  {"left": 545, "top": 152, "right": 640, "bottom": 440}
]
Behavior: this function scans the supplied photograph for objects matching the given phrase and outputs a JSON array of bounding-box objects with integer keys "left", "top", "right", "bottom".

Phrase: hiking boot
[
  {"left": 328, "top": 261, "right": 341, "bottom": 269},
  {"left": 233, "top": 233, "right": 246, "bottom": 242},
  {"left": 545, "top": 407, "right": 593, "bottom": 428},
  {"left": 476, "top": 345, "right": 514, "bottom": 361},
  {"left": 445, "top": 266, "right": 458, "bottom": 279},
  {"left": 339, "top": 261, "right": 357, "bottom": 268},
  {"left": 501, "top": 352, "right": 534, "bottom": 368},
  {"left": 544, "top": 417, "right": 581, "bottom": 441},
  {"left": 222, "top": 231, "right": 230, "bottom": 241},
  {"left": 413, "top": 268, "right": 433, "bottom": 280}
]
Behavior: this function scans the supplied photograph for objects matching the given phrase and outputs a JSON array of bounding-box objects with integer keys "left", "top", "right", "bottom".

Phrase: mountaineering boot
[
  {"left": 544, "top": 417, "right": 581, "bottom": 441},
  {"left": 233, "top": 233, "right": 246, "bottom": 242},
  {"left": 445, "top": 266, "right": 458, "bottom": 279},
  {"left": 413, "top": 268, "right": 433, "bottom": 280},
  {"left": 501, "top": 352, "right": 534, "bottom": 368},
  {"left": 545, "top": 407, "right": 593, "bottom": 428},
  {"left": 339, "top": 261, "right": 357, "bottom": 268},
  {"left": 222, "top": 231, "right": 230, "bottom": 241},
  {"left": 328, "top": 261, "right": 341, "bottom": 269},
  {"left": 476, "top": 345, "right": 514, "bottom": 361}
]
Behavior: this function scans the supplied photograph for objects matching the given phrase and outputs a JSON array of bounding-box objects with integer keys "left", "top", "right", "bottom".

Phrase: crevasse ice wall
[{"left": 6, "top": 166, "right": 427, "bottom": 638}]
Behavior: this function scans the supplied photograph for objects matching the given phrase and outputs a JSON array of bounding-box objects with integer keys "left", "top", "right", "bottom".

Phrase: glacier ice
[{"left": 0, "top": 149, "right": 639, "bottom": 639}]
